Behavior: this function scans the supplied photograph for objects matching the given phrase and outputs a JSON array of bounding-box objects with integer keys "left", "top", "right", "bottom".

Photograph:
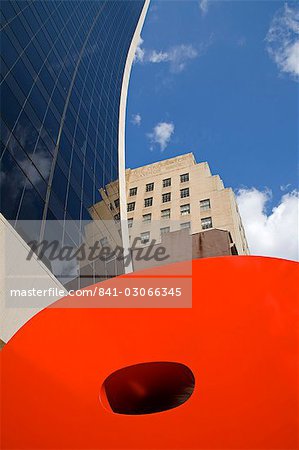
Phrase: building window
[
  {"left": 129, "top": 187, "right": 137, "bottom": 196},
  {"left": 180, "top": 173, "right": 189, "bottom": 183},
  {"left": 127, "top": 202, "right": 135, "bottom": 212},
  {"left": 201, "top": 217, "right": 213, "bottom": 229},
  {"left": 128, "top": 218, "right": 133, "bottom": 228},
  {"left": 160, "top": 226, "right": 170, "bottom": 235},
  {"left": 144, "top": 197, "right": 153, "bottom": 207},
  {"left": 114, "top": 198, "right": 120, "bottom": 208},
  {"left": 140, "top": 231, "right": 150, "bottom": 244},
  {"left": 180, "top": 204, "right": 190, "bottom": 216},
  {"left": 180, "top": 222, "right": 190, "bottom": 229},
  {"left": 162, "top": 192, "right": 171, "bottom": 203},
  {"left": 180, "top": 188, "right": 189, "bottom": 198},
  {"left": 163, "top": 178, "right": 171, "bottom": 188},
  {"left": 200, "top": 199, "right": 210, "bottom": 210},
  {"left": 161, "top": 208, "right": 171, "bottom": 219},
  {"left": 100, "top": 237, "right": 109, "bottom": 247},
  {"left": 114, "top": 213, "right": 120, "bottom": 223},
  {"left": 109, "top": 203, "right": 113, "bottom": 211},
  {"left": 146, "top": 182, "right": 154, "bottom": 192},
  {"left": 143, "top": 213, "right": 151, "bottom": 223}
]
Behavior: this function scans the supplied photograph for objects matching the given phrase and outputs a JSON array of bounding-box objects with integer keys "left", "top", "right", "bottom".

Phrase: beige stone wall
[{"left": 91, "top": 153, "right": 249, "bottom": 255}]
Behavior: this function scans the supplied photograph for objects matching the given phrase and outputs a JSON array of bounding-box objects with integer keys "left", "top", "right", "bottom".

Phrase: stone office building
[{"left": 89, "top": 152, "right": 250, "bottom": 270}]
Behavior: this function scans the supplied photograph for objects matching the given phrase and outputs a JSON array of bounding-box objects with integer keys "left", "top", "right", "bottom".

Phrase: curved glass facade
[{"left": 0, "top": 0, "right": 145, "bottom": 244}]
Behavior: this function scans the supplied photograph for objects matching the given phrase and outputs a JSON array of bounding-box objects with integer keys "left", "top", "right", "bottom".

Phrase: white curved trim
[{"left": 118, "top": 0, "right": 150, "bottom": 274}]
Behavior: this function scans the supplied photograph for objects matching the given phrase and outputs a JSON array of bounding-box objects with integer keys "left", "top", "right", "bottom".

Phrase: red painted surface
[{"left": 1, "top": 256, "right": 298, "bottom": 449}]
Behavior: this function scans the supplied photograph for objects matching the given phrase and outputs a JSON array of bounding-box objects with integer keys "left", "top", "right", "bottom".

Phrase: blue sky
[{"left": 126, "top": 0, "right": 298, "bottom": 216}]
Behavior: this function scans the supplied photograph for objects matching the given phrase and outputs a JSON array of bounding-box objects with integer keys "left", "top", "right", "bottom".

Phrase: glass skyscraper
[{"left": 0, "top": 0, "right": 147, "bottom": 249}]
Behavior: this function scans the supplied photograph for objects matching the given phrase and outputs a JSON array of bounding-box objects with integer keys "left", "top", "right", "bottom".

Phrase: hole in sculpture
[{"left": 101, "top": 361, "right": 195, "bottom": 415}]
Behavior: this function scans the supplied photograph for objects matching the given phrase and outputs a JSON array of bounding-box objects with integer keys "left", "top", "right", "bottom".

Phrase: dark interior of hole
[{"left": 102, "top": 361, "right": 195, "bottom": 415}]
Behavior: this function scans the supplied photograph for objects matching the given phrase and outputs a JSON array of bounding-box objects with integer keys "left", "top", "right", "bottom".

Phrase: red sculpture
[{"left": 1, "top": 256, "right": 298, "bottom": 449}]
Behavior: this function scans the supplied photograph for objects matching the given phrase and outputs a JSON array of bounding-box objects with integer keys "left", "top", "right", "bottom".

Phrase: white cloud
[
  {"left": 236, "top": 187, "right": 299, "bottom": 261},
  {"left": 147, "top": 122, "right": 174, "bottom": 151},
  {"left": 134, "top": 37, "right": 145, "bottom": 63},
  {"left": 134, "top": 38, "right": 199, "bottom": 73},
  {"left": 280, "top": 183, "right": 292, "bottom": 192},
  {"left": 266, "top": 3, "right": 299, "bottom": 80},
  {"left": 52, "top": 259, "right": 79, "bottom": 279},
  {"left": 19, "top": 151, "right": 51, "bottom": 185},
  {"left": 199, "top": 0, "right": 209, "bottom": 16},
  {"left": 1, "top": 124, "right": 52, "bottom": 200},
  {"left": 131, "top": 113, "right": 142, "bottom": 126},
  {"left": 148, "top": 50, "right": 169, "bottom": 63},
  {"left": 148, "top": 45, "right": 198, "bottom": 73}
]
